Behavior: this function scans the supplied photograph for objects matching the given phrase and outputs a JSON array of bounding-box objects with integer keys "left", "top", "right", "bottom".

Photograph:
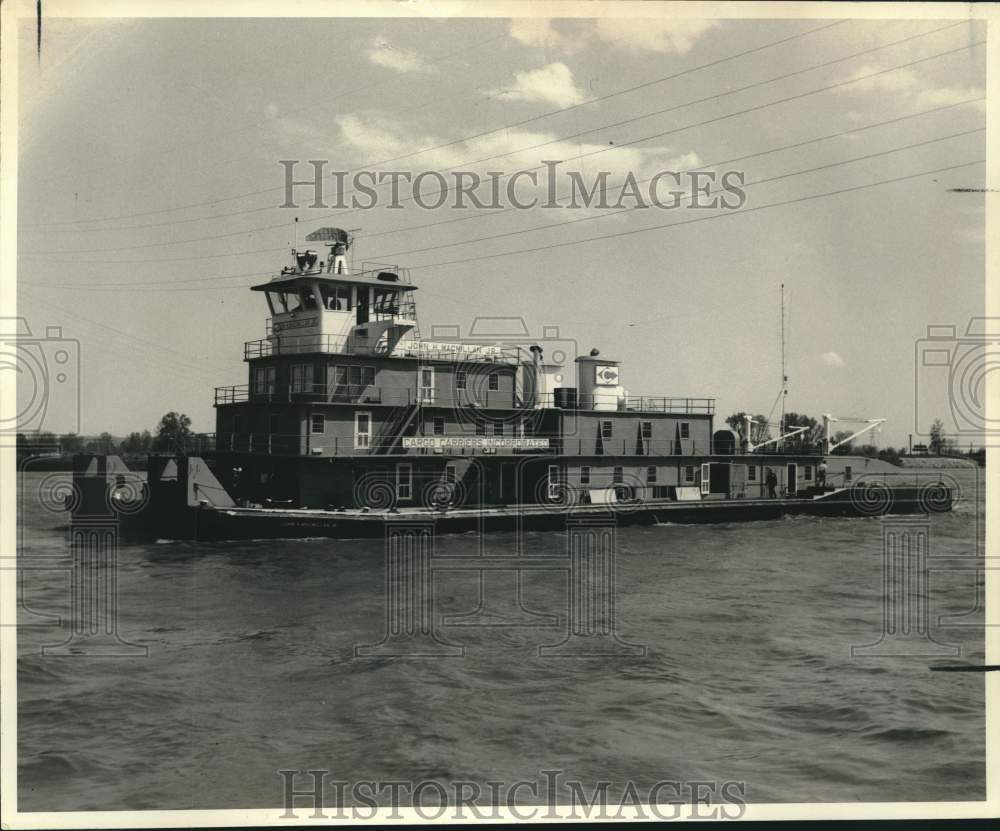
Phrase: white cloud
[
  {"left": 820, "top": 351, "right": 846, "bottom": 368},
  {"left": 508, "top": 19, "right": 563, "bottom": 48},
  {"left": 843, "top": 65, "right": 985, "bottom": 113},
  {"left": 592, "top": 19, "right": 720, "bottom": 54},
  {"left": 366, "top": 37, "right": 437, "bottom": 74},
  {"left": 335, "top": 113, "right": 701, "bottom": 188},
  {"left": 490, "top": 62, "right": 585, "bottom": 107},
  {"left": 506, "top": 18, "right": 718, "bottom": 56}
]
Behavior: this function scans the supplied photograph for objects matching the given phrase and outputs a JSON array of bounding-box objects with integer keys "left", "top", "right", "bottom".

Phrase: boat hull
[{"left": 137, "top": 484, "right": 950, "bottom": 541}]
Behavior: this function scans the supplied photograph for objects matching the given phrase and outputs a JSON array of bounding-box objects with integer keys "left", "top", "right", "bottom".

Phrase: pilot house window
[
  {"left": 333, "top": 365, "right": 375, "bottom": 389},
  {"left": 680, "top": 422, "right": 690, "bottom": 439},
  {"left": 488, "top": 373, "right": 500, "bottom": 391},
  {"left": 320, "top": 285, "right": 351, "bottom": 311},
  {"left": 253, "top": 366, "right": 276, "bottom": 396},
  {"left": 290, "top": 363, "right": 313, "bottom": 393}
]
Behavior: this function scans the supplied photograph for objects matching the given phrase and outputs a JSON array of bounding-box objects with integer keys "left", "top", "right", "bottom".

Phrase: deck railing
[
  {"left": 245, "top": 333, "right": 527, "bottom": 363},
  {"left": 215, "top": 383, "right": 715, "bottom": 414},
  {"left": 188, "top": 432, "right": 831, "bottom": 458}
]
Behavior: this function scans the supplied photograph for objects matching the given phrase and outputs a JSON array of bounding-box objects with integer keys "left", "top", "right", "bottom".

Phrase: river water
[{"left": 15, "top": 469, "right": 985, "bottom": 810}]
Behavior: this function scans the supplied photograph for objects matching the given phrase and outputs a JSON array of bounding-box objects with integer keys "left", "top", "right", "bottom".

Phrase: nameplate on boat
[
  {"left": 272, "top": 316, "right": 319, "bottom": 333},
  {"left": 402, "top": 437, "right": 550, "bottom": 449},
  {"left": 398, "top": 341, "right": 506, "bottom": 360}
]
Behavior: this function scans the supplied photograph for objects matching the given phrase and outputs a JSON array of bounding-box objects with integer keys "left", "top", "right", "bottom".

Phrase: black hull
[{"left": 121, "top": 486, "right": 951, "bottom": 541}]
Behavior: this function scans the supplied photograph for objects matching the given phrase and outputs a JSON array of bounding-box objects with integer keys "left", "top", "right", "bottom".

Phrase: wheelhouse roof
[{"left": 251, "top": 273, "right": 418, "bottom": 293}]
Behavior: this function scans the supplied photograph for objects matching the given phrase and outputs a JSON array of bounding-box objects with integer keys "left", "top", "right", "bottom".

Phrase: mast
[{"left": 779, "top": 283, "right": 788, "bottom": 450}]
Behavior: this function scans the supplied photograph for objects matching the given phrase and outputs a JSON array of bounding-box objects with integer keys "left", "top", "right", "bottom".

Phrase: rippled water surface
[{"left": 16, "top": 470, "right": 985, "bottom": 810}]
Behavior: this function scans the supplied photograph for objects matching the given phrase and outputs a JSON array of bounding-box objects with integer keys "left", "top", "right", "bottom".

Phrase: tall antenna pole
[
  {"left": 779, "top": 283, "right": 787, "bottom": 449},
  {"left": 348, "top": 227, "right": 362, "bottom": 273}
]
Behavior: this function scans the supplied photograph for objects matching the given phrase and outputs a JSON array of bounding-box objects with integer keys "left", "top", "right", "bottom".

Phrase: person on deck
[
  {"left": 817, "top": 460, "right": 828, "bottom": 488},
  {"left": 329, "top": 241, "right": 347, "bottom": 274},
  {"left": 765, "top": 468, "right": 778, "bottom": 498}
]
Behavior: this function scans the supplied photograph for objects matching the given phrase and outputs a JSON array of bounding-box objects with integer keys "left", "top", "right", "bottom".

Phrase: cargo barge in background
[{"left": 70, "top": 227, "right": 953, "bottom": 540}]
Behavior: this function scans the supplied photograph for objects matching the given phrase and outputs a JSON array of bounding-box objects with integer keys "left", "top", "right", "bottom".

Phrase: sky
[{"left": 14, "top": 13, "right": 987, "bottom": 447}]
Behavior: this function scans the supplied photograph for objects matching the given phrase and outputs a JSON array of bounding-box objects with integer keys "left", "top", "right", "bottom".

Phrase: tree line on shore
[
  {"left": 724, "top": 412, "right": 981, "bottom": 464},
  {"left": 15, "top": 409, "right": 985, "bottom": 467},
  {"left": 16, "top": 412, "right": 194, "bottom": 459}
]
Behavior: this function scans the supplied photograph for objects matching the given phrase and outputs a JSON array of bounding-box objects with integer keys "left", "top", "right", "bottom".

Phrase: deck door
[
  {"left": 786, "top": 463, "right": 798, "bottom": 494},
  {"left": 418, "top": 366, "right": 436, "bottom": 404}
]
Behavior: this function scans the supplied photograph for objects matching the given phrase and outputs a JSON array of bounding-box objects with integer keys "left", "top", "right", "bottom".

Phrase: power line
[
  {"left": 24, "top": 20, "right": 847, "bottom": 230},
  {"left": 31, "top": 159, "right": 984, "bottom": 291},
  {"left": 413, "top": 24, "right": 975, "bottom": 180},
  {"left": 36, "top": 35, "right": 983, "bottom": 257},
  {"left": 365, "top": 127, "right": 984, "bottom": 261},
  {"left": 347, "top": 36, "right": 985, "bottom": 220},
  {"left": 30, "top": 122, "right": 982, "bottom": 287},
  {"left": 400, "top": 159, "right": 985, "bottom": 272},
  {"left": 24, "top": 27, "right": 511, "bottom": 199},
  {"left": 21, "top": 94, "right": 984, "bottom": 266}
]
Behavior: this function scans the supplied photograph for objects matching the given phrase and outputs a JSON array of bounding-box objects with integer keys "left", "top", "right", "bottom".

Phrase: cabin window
[
  {"left": 494, "top": 421, "right": 504, "bottom": 436},
  {"left": 680, "top": 422, "right": 690, "bottom": 439},
  {"left": 355, "top": 412, "right": 372, "bottom": 450},
  {"left": 445, "top": 464, "right": 457, "bottom": 485},
  {"left": 647, "top": 466, "right": 657, "bottom": 483},
  {"left": 311, "top": 414, "right": 325, "bottom": 434},
  {"left": 373, "top": 288, "right": 399, "bottom": 315},
  {"left": 455, "top": 370, "right": 467, "bottom": 390},
  {"left": 290, "top": 363, "right": 313, "bottom": 393},
  {"left": 433, "top": 417, "right": 445, "bottom": 436},
  {"left": 488, "top": 373, "right": 500, "bottom": 391},
  {"left": 613, "top": 466, "right": 624, "bottom": 484},
  {"left": 639, "top": 421, "right": 652, "bottom": 455},
  {"left": 475, "top": 421, "right": 487, "bottom": 436},
  {"left": 320, "top": 285, "right": 351, "bottom": 311},
  {"left": 332, "top": 365, "right": 375, "bottom": 392},
  {"left": 653, "top": 486, "right": 670, "bottom": 499},
  {"left": 396, "top": 464, "right": 412, "bottom": 501},
  {"left": 748, "top": 465, "right": 757, "bottom": 481},
  {"left": 844, "top": 465, "right": 853, "bottom": 484},
  {"left": 547, "top": 465, "right": 563, "bottom": 500},
  {"left": 601, "top": 420, "right": 613, "bottom": 438},
  {"left": 580, "top": 466, "right": 591, "bottom": 485},
  {"left": 684, "top": 465, "right": 695, "bottom": 483},
  {"left": 253, "top": 365, "right": 276, "bottom": 396},
  {"left": 804, "top": 465, "right": 813, "bottom": 481},
  {"left": 297, "top": 285, "right": 319, "bottom": 310}
]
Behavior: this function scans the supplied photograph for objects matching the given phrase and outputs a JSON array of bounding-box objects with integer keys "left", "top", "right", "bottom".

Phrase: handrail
[
  {"left": 244, "top": 334, "right": 526, "bottom": 363},
  {"left": 216, "top": 382, "right": 715, "bottom": 413}
]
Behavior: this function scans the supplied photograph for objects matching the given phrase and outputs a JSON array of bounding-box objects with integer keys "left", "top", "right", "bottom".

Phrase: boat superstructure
[{"left": 69, "top": 226, "right": 953, "bottom": 538}]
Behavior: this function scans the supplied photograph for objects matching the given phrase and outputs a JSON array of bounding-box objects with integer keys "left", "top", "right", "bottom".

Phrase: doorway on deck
[{"left": 786, "top": 463, "right": 798, "bottom": 494}]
